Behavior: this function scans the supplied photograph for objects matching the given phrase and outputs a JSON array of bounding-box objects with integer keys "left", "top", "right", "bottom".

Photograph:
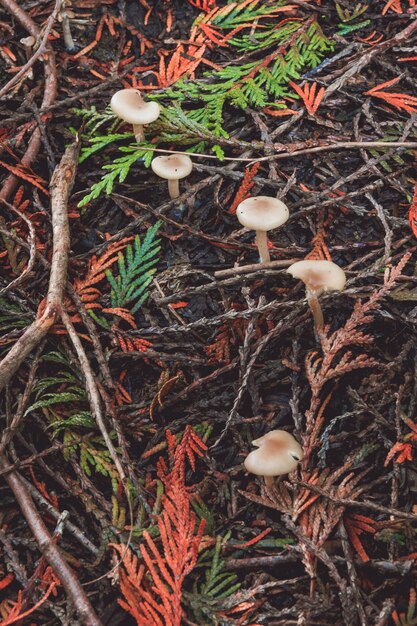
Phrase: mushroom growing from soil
[
  {"left": 110, "top": 89, "right": 161, "bottom": 142},
  {"left": 287, "top": 259, "right": 346, "bottom": 329},
  {"left": 236, "top": 196, "right": 289, "bottom": 263},
  {"left": 151, "top": 154, "right": 193, "bottom": 199},
  {"left": 20, "top": 36, "right": 36, "bottom": 78},
  {"left": 244, "top": 429, "right": 303, "bottom": 489},
  {"left": 59, "top": 2, "right": 77, "bottom": 52}
]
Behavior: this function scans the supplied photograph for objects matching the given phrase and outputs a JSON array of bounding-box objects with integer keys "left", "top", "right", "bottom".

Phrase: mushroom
[
  {"left": 110, "top": 89, "right": 161, "bottom": 142},
  {"left": 20, "top": 36, "right": 36, "bottom": 78},
  {"left": 236, "top": 196, "right": 289, "bottom": 264},
  {"left": 58, "top": 1, "right": 76, "bottom": 52},
  {"left": 244, "top": 429, "right": 303, "bottom": 489},
  {"left": 151, "top": 154, "right": 193, "bottom": 199},
  {"left": 287, "top": 259, "right": 346, "bottom": 329}
]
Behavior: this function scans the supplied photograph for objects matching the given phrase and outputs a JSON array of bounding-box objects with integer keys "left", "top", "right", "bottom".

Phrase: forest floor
[{"left": 1, "top": 1, "right": 417, "bottom": 625}]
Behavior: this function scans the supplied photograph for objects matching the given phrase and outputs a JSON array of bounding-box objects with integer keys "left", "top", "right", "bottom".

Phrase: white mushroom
[
  {"left": 20, "top": 36, "right": 36, "bottom": 78},
  {"left": 236, "top": 196, "right": 289, "bottom": 263},
  {"left": 287, "top": 259, "right": 346, "bottom": 329},
  {"left": 58, "top": 1, "right": 76, "bottom": 52},
  {"left": 151, "top": 154, "right": 193, "bottom": 199},
  {"left": 110, "top": 89, "right": 161, "bottom": 142},
  {"left": 244, "top": 429, "right": 303, "bottom": 488}
]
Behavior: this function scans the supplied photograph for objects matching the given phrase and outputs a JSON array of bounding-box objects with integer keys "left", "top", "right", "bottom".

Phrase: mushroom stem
[
  {"left": 264, "top": 476, "right": 275, "bottom": 489},
  {"left": 168, "top": 179, "right": 180, "bottom": 199},
  {"left": 306, "top": 289, "right": 324, "bottom": 329},
  {"left": 61, "top": 11, "right": 76, "bottom": 52},
  {"left": 255, "top": 230, "right": 270, "bottom": 264},
  {"left": 133, "top": 124, "right": 145, "bottom": 143}
]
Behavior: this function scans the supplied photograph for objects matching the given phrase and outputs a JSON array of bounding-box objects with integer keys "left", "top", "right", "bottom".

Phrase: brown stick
[
  {"left": 0, "top": 456, "right": 103, "bottom": 625},
  {"left": 214, "top": 258, "right": 299, "bottom": 278},
  {"left": 0, "top": 141, "right": 79, "bottom": 391}
]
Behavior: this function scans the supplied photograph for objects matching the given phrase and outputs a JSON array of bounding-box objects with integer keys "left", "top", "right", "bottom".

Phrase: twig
[
  {"left": 294, "top": 479, "right": 417, "bottom": 521},
  {"left": 0, "top": 0, "right": 62, "bottom": 98},
  {"left": 0, "top": 456, "right": 102, "bottom": 625},
  {"left": 0, "top": 199, "right": 36, "bottom": 296},
  {"left": 110, "top": 141, "right": 417, "bottom": 164},
  {"left": 324, "top": 18, "right": 417, "bottom": 98},
  {"left": 60, "top": 310, "right": 127, "bottom": 486},
  {"left": 214, "top": 258, "right": 300, "bottom": 279},
  {"left": 60, "top": 308, "right": 135, "bottom": 585},
  {"left": 0, "top": 141, "right": 79, "bottom": 391}
]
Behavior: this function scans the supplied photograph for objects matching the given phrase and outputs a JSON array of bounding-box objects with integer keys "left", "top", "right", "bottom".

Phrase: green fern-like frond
[
  {"left": 78, "top": 145, "right": 154, "bottom": 207},
  {"left": 63, "top": 432, "right": 120, "bottom": 492},
  {"left": 105, "top": 221, "right": 161, "bottom": 314},
  {"left": 75, "top": 14, "right": 333, "bottom": 204},
  {"left": 188, "top": 533, "right": 240, "bottom": 624},
  {"left": 49, "top": 411, "right": 94, "bottom": 436}
]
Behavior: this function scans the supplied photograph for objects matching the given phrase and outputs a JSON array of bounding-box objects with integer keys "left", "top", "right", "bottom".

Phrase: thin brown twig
[
  {"left": 0, "top": 199, "right": 36, "bottom": 296},
  {"left": 0, "top": 0, "right": 62, "bottom": 98},
  {"left": 0, "top": 457, "right": 103, "bottom": 625}
]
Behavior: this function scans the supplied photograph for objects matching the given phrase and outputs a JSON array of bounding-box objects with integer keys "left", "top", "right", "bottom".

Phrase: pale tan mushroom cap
[
  {"left": 151, "top": 155, "right": 193, "bottom": 181},
  {"left": 20, "top": 36, "right": 36, "bottom": 47},
  {"left": 236, "top": 196, "right": 289, "bottom": 231},
  {"left": 110, "top": 89, "right": 161, "bottom": 125},
  {"left": 287, "top": 260, "right": 346, "bottom": 295},
  {"left": 244, "top": 429, "right": 303, "bottom": 477}
]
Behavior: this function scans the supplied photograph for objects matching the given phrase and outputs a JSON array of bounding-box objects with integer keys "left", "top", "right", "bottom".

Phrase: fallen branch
[{"left": 0, "top": 456, "right": 103, "bottom": 626}]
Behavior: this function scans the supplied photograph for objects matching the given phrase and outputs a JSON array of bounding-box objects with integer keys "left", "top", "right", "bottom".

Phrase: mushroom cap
[
  {"left": 287, "top": 260, "right": 346, "bottom": 295},
  {"left": 20, "top": 35, "right": 36, "bottom": 47},
  {"left": 236, "top": 196, "right": 289, "bottom": 232},
  {"left": 110, "top": 89, "right": 161, "bottom": 125},
  {"left": 244, "top": 430, "right": 303, "bottom": 477},
  {"left": 151, "top": 154, "right": 193, "bottom": 181}
]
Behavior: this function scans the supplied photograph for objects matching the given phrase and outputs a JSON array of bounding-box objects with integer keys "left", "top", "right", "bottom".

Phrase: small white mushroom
[
  {"left": 151, "top": 154, "right": 193, "bottom": 199},
  {"left": 58, "top": 2, "right": 76, "bottom": 52},
  {"left": 236, "top": 196, "right": 289, "bottom": 263},
  {"left": 110, "top": 89, "right": 161, "bottom": 142},
  {"left": 287, "top": 259, "right": 346, "bottom": 329},
  {"left": 20, "top": 36, "right": 36, "bottom": 78},
  {"left": 244, "top": 430, "right": 303, "bottom": 489}
]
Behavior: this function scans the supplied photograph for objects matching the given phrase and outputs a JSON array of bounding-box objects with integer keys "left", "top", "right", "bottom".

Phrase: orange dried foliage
[
  {"left": 0, "top": 567, "right": 58, "bottom": 626},
  {"left": 29, "top": 469, "right": 59, "bottom": 511},
  {"left": 228, "top": 163, "right": 260, "bottom": 215},
  {"left": 0, "top": 161, "right": 49, "bottom": 195},
  {"left": 385, "top": 417, "right": 417, "bottom": 465},
  {"left": 382, "top": 0, "right": 415, "bottom": 14},
  {"left": 187, "top": 0, "right": 217, "bottom": 12},
  {"left": 392, "top": 588, "right": 417, "bottom": 626},
  {"left": 205, "top": 323, "right": 231, "bottom": 363},
  {"left": 305, "top": 230, "right": 332, "bottom": 261},
  {"left": 365, "top": 76, "right": 417, "bottom": 114},
  {"left": 113, "top": 427, "right": 207, "bottom": 626},
  {"left": 156, "top": 44, "right": 207, "bottom": 88},
  {"left": 344, "top": 513, "right": 377, "bottom": 562},
  {"left": 112, "top": 328, "right": 153, "bottom": 353},
  {"left": 114, "top": 371, "right": 132, "bottom": 406},
  {"left": 0, "top": 575, "right": 13, "bottom": 592},
  {"left": 289, "top": 81, "right": 325, "bottom": 116},
  {"left": 408, "top": 185, "right": 417, "bottom": 238},
  {"left": 73, "top": 238, "right": 132, "bottom": 304}
]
